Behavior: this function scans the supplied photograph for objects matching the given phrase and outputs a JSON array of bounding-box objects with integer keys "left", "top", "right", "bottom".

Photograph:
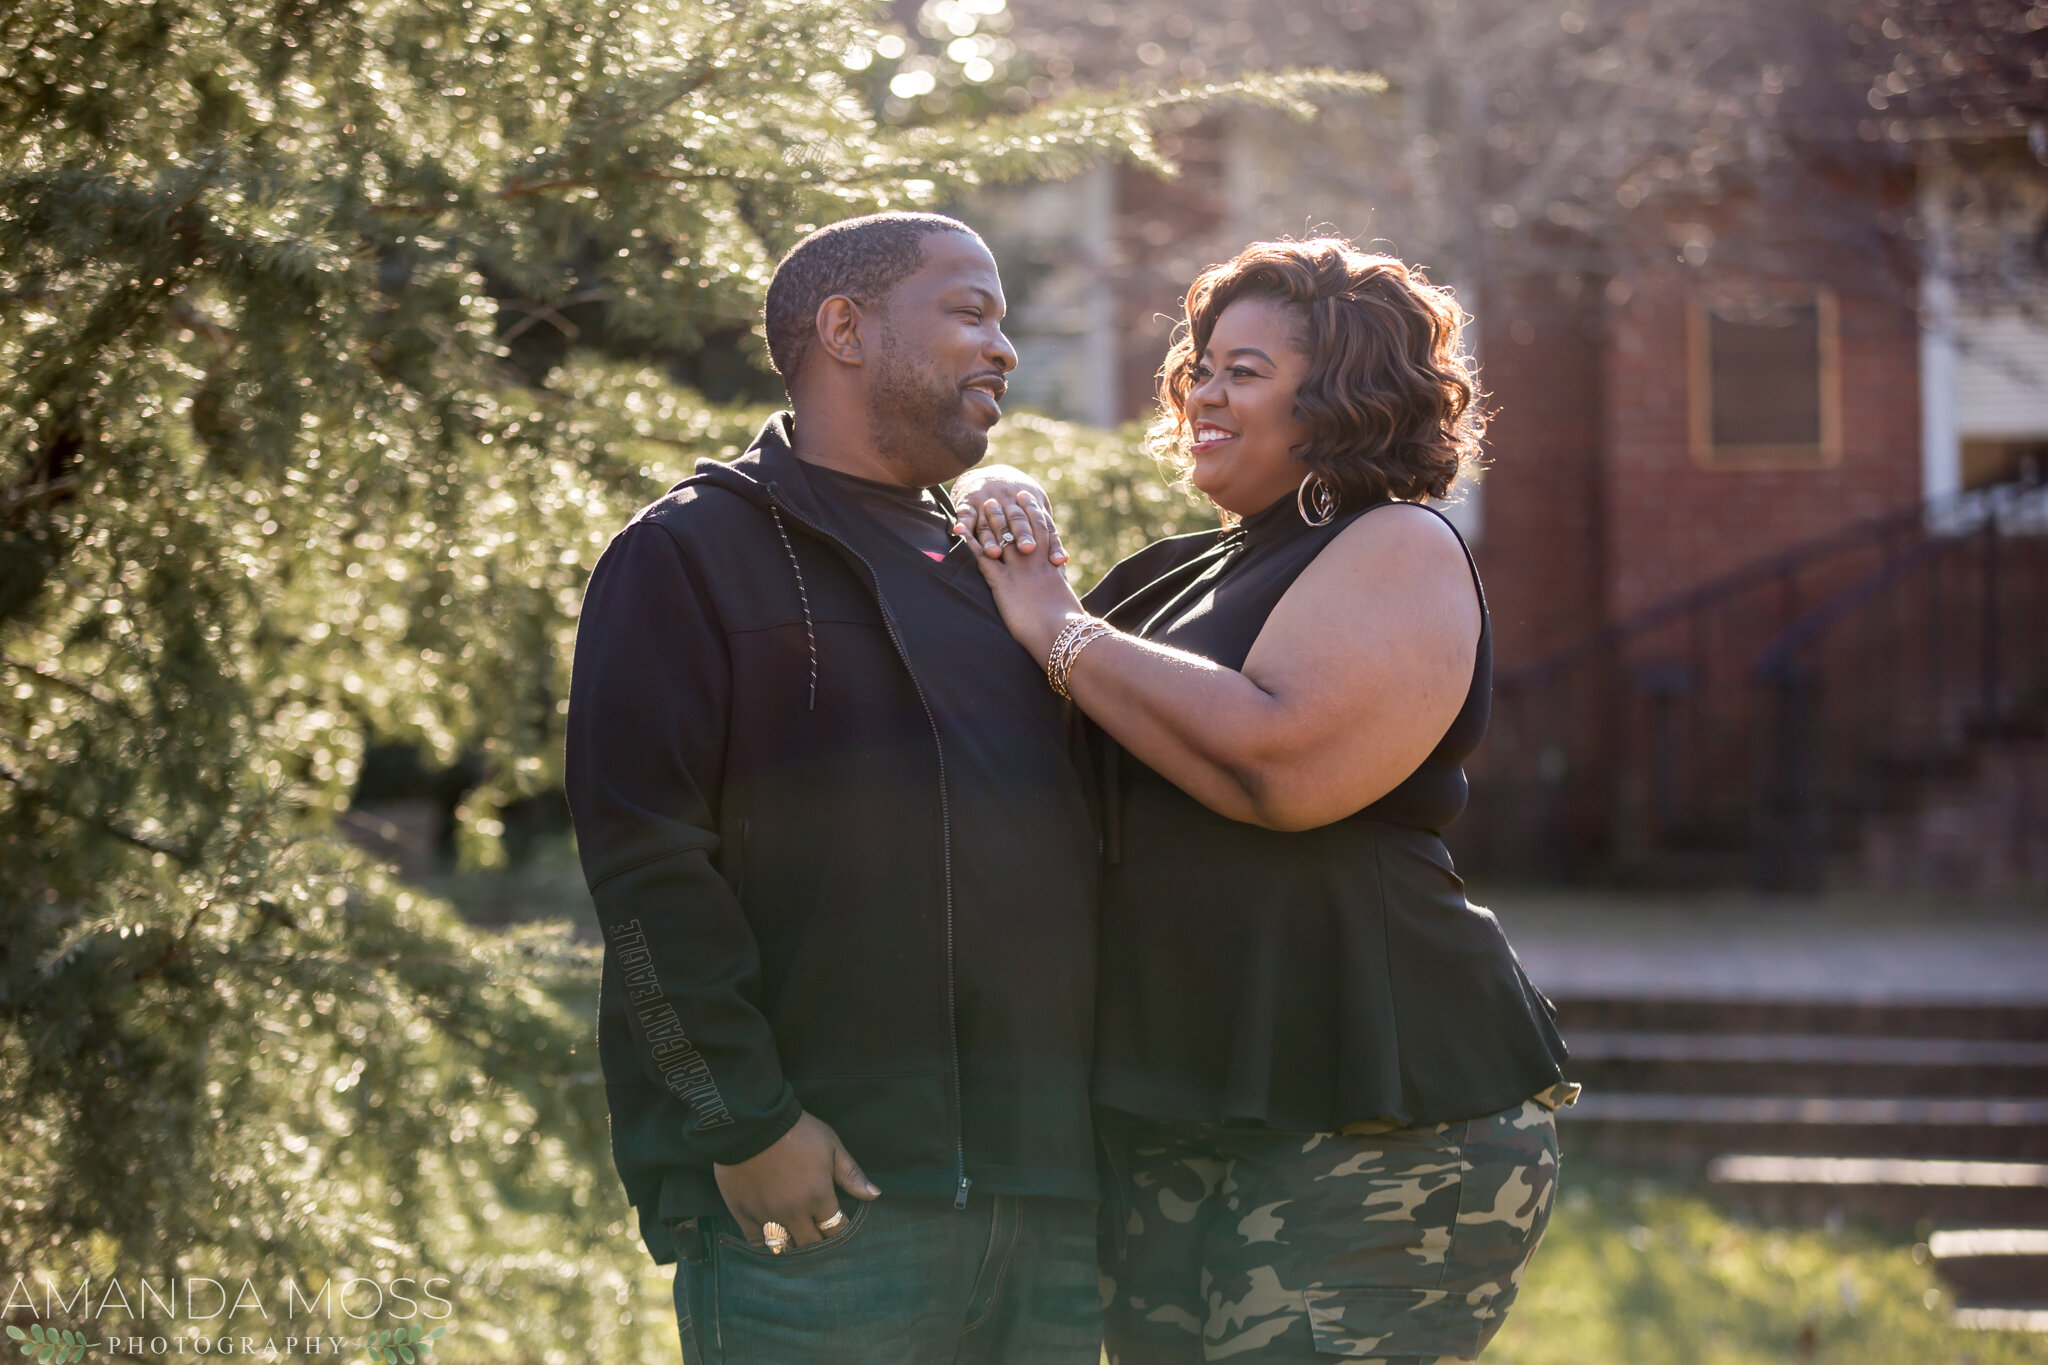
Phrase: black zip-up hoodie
[{"left": 565, "top": 413, "right": 1100, "bottom": 1263}]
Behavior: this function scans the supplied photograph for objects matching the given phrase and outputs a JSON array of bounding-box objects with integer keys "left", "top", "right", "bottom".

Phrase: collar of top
[{"left": 1234, "top": 481, "right": 1323, "bottom": 549}]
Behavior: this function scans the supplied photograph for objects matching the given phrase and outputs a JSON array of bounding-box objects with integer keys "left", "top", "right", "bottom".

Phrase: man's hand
[{"left": 713, "top": 1111, "right": 880, "bottom": 1248}]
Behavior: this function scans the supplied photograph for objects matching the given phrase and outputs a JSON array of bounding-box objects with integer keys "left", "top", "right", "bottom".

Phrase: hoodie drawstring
[{"left": 768, "top": 505, "right": 819, "bottom": 711}]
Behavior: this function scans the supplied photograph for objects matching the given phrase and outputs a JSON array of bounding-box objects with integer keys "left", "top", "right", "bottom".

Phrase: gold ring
[
  {"left": 817, "top": 1210, "right": 847, "bottom": 1233},
  {"left": 761, "top": 1220, "right": 790, "bottom": 1254}
]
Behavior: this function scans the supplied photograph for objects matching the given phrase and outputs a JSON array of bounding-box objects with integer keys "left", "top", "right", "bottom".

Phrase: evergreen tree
[{"left": 1, "top": 0, "right": 1355, "bottom": 1356}]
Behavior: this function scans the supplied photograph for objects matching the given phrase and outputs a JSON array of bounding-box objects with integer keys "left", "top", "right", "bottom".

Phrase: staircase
[
  {"left": 1469, "top": 476, "right": 2048, "bottom": 891},
  {"left": 1553, "top": 992, "right": 2048, "bottom": 1331},
  {"left": 1851, "top": 735, "right": 2048, "bottom": 896}
]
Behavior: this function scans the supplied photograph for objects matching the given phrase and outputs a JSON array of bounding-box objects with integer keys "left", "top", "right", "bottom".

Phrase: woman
[{"left": 957, "top": 239, "right": 1574, "bottom": 1363}]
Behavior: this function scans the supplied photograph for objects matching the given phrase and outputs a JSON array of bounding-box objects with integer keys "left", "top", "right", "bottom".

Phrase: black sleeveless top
[{"left": 1080, "top": 494, "right": 1568, "bottom": 1130}]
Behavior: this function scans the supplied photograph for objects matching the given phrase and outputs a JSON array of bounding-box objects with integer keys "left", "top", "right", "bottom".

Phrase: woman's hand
[
  {"left": 974, "top": 502, "right": 1481, "bottom": 832},
  {"left": 968, "top": 492, "right": 1087, "bottom": 662},
  {"left": 950, "top": 465, "right": 1069, "bottom": 566}
]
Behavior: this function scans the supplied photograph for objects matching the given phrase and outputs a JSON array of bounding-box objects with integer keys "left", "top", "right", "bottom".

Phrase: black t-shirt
[
  {"left": 804, "top": 463, "right": 956, "bottom": 560},
  {"left": 804, "top": 460, "right": 1102, "bottom": 1187}
]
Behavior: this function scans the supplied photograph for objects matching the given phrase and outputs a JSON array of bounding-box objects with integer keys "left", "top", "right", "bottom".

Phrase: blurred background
[{"left": 3, "top": 0, "right": 2044, "bottom": 1360}]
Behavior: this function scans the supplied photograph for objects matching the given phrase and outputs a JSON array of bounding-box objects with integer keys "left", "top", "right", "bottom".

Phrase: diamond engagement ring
[
  {"left": 999, "top": 531, "right": 1016, "bottom": 547},
  {"left": 762, "top": 1220, "right": 791, "bottom": 1254}
]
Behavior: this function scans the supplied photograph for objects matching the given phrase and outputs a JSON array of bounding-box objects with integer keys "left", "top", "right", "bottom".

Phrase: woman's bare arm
[{"left": 978, "top": 499, "right": 1478, "bottom": 830}]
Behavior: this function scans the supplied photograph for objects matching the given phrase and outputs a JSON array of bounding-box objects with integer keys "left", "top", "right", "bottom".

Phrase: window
[
  {"left": 1962, "top": 438, "right": 2046, "bottom": 490},
  {"left": 1687, "top": 288, "right": 1841, "bottom": 467}
]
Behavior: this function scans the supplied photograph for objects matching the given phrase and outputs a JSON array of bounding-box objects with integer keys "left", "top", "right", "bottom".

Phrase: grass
[
  {"left": 1487, "top": 1166, "right": 2048, "bottom": 1365},
  {"left": 414, "top": 832, "right": 602, "bottom": 936}
]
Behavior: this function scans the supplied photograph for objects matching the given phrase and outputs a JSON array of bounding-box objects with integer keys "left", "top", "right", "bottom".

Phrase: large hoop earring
[{"left": 1296, "top": 472, "right": 1338, "bottom": 527}]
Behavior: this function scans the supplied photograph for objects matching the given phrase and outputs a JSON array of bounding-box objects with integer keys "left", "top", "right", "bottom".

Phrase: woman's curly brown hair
[{"left": 1148, "top": 238, "right": 1487, "bottom": 510}]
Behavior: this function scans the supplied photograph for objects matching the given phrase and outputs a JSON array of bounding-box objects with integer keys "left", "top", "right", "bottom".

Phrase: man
[{"left": 565, "top": 213, "right": 1102, "bottom": 1363}]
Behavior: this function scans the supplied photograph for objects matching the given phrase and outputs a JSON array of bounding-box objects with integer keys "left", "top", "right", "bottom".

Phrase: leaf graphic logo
[
  {"left": 5, "top": 1325, "right": 97, "bottom": 1363},
  {"left": 364, "top": 1323, "right": 447, "bottom": 1363}
]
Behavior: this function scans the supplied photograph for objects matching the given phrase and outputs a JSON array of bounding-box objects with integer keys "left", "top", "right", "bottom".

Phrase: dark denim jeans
[{"left": 670, "top": 1194, "right": 1101, "bottom": 1364}]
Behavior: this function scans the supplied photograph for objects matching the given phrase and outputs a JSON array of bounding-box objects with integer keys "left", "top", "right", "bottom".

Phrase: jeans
[{"left": 670, "top": 1193, "right": 1102, "bottom": 1364}]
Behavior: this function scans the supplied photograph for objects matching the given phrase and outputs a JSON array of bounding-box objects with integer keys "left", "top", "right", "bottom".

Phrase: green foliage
[
  {"left": 1491, "top": 1170, "right": 2048, "bottom": 1365},
  {"left": 550, "top": 391, "right": 1217, "bottom": 591},
  {"left": 0, "top": 0, "right": 1329, "bottom": 1357}
]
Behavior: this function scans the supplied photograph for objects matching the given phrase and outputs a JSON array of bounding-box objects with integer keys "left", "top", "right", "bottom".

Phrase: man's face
[{"left": 865, "top": 233, "right": 1017, "bottom": 485}]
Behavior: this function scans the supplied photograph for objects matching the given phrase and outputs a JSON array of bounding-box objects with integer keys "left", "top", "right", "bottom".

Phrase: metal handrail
[
  {"left": 1743, "top": 489, "right": 2045, "bottom": 889},
  {"left": 1748, "top": 538, "right": 1951, "bottom": 680},
  {"left": 1470, "top": 473, "right": 2045, "bottom": 887},
  {"left": 1500, "top": 474, "right": 2043, "bottom": 693}
]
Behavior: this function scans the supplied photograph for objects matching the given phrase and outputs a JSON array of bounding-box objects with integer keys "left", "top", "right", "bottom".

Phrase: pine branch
[
  {"left": 176, "top": 790, "right": 280, "bottom": 946},
  {"left": 168, "top": 301, "right": 235, "bottom": 348},
  {"left": 501, "top": 167, "right": 729, "bottom": 200},
  {"left": 0, "top": 654, "right": 134, "bottom": 721},
  {"left": 2, "top": 475, "right": 77, "bottom": 510},
  {"left": 495, "top": 290, "right": 610, "bottom": 344},
  {"left": 0, "top": 759, "right": 197, "bottom": 863},
  {"left": 880, "top": 68, "right": 1386, "bottom": 187}
]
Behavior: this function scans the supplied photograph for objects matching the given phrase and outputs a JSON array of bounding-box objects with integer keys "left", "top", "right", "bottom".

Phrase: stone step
[
  {"left": 1553, "top": 997, "right": 2048, "bottom": 1042},
  {"left": 1569, "top": 1094, "right": 2048, "bottom": 1126},
  {"left": 1567, "top": 1066, "right": 2048, "bottom": 1100},
  {"left": 1929, "top": 1229, "right": 2048, "bottom": 1308},
  {"left": 1951, "top": 1308, "right": 2048, "bottom": 1332},
  {"left": 1568, "top": 1032, "right": 2048, "bottom": 1067},
  {"left": 1567, "top": 1052, "right": 2048, "bottom": 1099},
  {"left": 1702, "top": 1155, "right": 2048, "bottom": 1226},
  {"left": 1711, "top": 1155, "right": 2048, "bottom": 1186},
  {"left": 1566, "top": 1125, "right": 2045, "bottom": 1163},
  {"left": 1543, "top": 992, "right": 2048, "bottom": 1231},
  {"left": 1559, "top": 1096, "right": 2048, "bottom": 1163},
  {"left": 1853, "top": 737, "right": 2048, "bottom": 896}
]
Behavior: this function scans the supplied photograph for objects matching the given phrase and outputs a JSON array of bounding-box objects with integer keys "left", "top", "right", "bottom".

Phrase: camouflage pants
[{"left": 1097, "top": 1096, "right": 1564, "bottom": 1363}]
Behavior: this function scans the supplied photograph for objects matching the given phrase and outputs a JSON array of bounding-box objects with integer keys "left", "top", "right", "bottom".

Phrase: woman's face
[{"left": 1183, "top": 296, "right": 1313, "bottom": 518}]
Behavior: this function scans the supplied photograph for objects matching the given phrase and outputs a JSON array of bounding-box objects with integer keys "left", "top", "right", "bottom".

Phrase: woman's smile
[{"left": 1181, "top": 296, "right": 1313, "bottom": 516}]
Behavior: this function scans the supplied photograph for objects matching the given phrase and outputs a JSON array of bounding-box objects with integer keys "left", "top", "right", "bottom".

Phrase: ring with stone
[
  {"left": 762, "top": 1220, "right": 790, "bottom": 1254},
  {"left": 999, "top": 531, "right": 1016, "bottom": 547},
  {"left": 817, "top": 1210, "right": 847, "bottom": 1233}
]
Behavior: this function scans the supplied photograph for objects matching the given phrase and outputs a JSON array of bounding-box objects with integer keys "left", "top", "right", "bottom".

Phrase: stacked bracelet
[{"left": 1045, "top": 617, "right": 1116, "bottom": 700}]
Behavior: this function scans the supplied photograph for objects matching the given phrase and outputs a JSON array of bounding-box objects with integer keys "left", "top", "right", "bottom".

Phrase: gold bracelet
[
  {"left": 1056, "top": 626, "right": 1105, "bottom": 695},
  {"left": 1045, "top": 618, "right": 1116, "bottom": 699},
  {"left": 1044, "top": 619, "right": 1091, "bottom": 697}
]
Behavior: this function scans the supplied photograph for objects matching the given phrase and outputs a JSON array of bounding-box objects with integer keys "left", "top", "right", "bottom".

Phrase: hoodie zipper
[{"left": 766, "top": 489, "right": 973, "bottom": 1212}]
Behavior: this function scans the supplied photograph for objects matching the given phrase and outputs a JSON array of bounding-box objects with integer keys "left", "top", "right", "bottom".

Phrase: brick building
[
  {"left": 968, "top": 90, "right": 2047, "bottom": 887},
  {"left": 979, "top": 131, "right": 2040, "bottom": 655}
]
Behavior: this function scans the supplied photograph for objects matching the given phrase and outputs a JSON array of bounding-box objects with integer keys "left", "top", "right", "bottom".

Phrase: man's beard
[{"left": 868, "top": 330, "right": 988, "bottom": 480}]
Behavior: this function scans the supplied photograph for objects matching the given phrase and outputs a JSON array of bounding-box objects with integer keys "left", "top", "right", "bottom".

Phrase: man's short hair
[{"left": 763, "top": 212, "right": 979, "bottom": 385}]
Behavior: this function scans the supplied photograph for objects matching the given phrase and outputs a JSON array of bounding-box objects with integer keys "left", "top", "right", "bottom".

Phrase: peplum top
[{"left": 1081, "top": 492, "right": 1569, "bottom": 1131}]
